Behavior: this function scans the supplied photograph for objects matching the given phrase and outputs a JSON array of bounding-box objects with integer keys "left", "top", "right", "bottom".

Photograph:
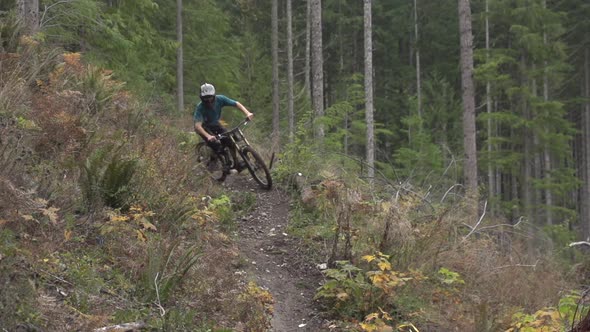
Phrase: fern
[{"left": 80, "top": 144, "right": 137, "bottom": 210}]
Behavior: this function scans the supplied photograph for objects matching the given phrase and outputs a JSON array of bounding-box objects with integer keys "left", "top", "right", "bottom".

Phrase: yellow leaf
[
  {"left": 0, "top": 219, "right": 7, "bottom": 226},
  {"left": 378, "top": 260, "right": 391, "bottom": 271},
  {"left": 64, "top": 230, "right": 72, "bottom": 241},
  {"left": 365, "top": 313, "right": 379, "bottom": 321},
  {"left": 21, "top": 214, "right": 35, "bottom": 221},
  {"left": 136, "top": 229, "right": 147, "bottom": 242},
  {"left": 139, "top": 218, "right": 157, "bottom": 231},
  {"left": 42, "top": 207, "right": 60, "bottom": 224},
  {"left": 363, "top": 255, "right": 376, "bottom": 262},
  {"left": 360, "top": 322, "right": 377, "bottom": 332},
  {"left": 35, "top": 198, "right": 48, "bottom": 206},
  {"left": 336, "top": 292, "right": 349, "bottom": 301},
  {"left": 110, "top": 215, "right": 129, "bottom": 223}
]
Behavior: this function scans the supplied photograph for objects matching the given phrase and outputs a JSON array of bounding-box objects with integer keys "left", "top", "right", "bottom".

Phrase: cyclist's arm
[
  {"left": 235, "top": 102, "right": 254, "bottom": 120},
  {"left": 195, "top": 122, "right": 215, "bottom": 142}
]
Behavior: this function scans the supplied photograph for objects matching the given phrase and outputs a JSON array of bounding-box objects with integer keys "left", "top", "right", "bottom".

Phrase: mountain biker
[{"left": 194, "top": 83, "right": 254, "bottom": 175}]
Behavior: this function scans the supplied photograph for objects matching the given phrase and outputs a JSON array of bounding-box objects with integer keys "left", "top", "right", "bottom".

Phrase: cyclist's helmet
[{"left": 200, "top": 83, "right": 216, "bottom": 106}]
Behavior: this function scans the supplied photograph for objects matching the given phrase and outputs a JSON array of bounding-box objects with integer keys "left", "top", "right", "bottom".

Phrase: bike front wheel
[
  {"left": 195, "top": 142, "right": 226, "bottom": 180},
  {"left": 241, "top": 146, "right": 272, "bottom": 190}
]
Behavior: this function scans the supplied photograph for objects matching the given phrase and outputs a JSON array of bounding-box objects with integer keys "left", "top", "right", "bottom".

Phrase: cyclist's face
[{"left": 203, "top": 95, "right": 215, "bottom": 108}]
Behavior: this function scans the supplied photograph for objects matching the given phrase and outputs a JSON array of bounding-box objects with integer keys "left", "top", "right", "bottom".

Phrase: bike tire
[
  {"left": 241, "top": 146, "right": 272, "bottom": 190},
  {"left": 195, "top": 142, "right": 226, "bottom": 180}
]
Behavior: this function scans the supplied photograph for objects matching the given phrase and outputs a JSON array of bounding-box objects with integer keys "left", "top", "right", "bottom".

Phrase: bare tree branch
[
  {"left": 569, "top": 241, "right": 590, "bottom": 248},
  {"left": 462, "top": 200, "right": 487, "bottom": 241}
]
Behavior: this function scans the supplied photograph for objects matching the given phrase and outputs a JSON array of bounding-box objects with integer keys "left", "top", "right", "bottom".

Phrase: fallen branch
[
  {"left": 476, "top": 216, "right": 525, "bottom": 231},
  {"left": 489, "top": 260, "right": 540, "bottom": 274},
  {"left": 569, "top": 241, "right": 590, "bottom": 248},
  {"left": 93, "top": 322, "right": 146, "bottom": 332},
  {"left": 154, "top": 272, "right": 166, "bottom": 317}
]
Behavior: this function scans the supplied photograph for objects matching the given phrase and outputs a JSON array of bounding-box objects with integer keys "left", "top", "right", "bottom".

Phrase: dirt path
[{"left": 223, "top": 176, "right": 330, "bottom": 331}]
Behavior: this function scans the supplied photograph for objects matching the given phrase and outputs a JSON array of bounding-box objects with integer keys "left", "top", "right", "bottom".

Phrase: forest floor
[{"left": 221, "top": 174, "right": 333, "bottom": 332}]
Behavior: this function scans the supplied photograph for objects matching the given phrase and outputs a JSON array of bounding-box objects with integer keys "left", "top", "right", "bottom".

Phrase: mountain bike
[{"left": 195, "top": 119, "right": 272, "bottom": 190}]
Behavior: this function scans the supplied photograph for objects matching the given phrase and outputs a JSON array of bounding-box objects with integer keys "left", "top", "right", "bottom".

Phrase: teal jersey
[{"left": 193, "top": 95, "right": 237, "bottom": 125}]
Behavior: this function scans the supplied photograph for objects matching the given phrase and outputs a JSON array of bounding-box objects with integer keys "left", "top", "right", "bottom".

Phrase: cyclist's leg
[
  {"left": 203, "top": 123, "right": 232, "bottom": 174},
  {"left": 199, "top": 125, "right": 222, "bottom": 153}
]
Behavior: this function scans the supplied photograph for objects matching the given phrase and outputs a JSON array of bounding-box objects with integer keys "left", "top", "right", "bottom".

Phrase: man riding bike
[{"left": 193, "top": 83, "right": 254, "bottom": 177}]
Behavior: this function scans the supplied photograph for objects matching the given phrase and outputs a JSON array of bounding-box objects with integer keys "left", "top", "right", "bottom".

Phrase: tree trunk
[
  {"left": 287, "top": 0, "right": 294, "bottom": 143},
  {"left": 583, "top": 47, "right": 590, "bottom": 240},
  {"left": 364, "top": 0, "right": 374, "bottom": 184},
  {"left": 485, "top": 0, "right": 495, "bottom": 214},
  {"left": 522, "top": 56, "right": 533, "bottom": 220},
  {"left": 532, "top": 66, "right": 541, "bottom": 223},
  {"left": 413, "top": 0, "right": 422, "bottom": 119},
  {"left": 458, "top": 0, "right": 478, "bottom": 204},
  {"left": 271, "top": 0, "right": 280, "bottom": 149},
  {"left": 17, "top": 0, "right": 39, "bottom": 33},
  {"left": 311, "top": 0, "right": 324, "bottom": 139},
  {"left": 305, "top": 0, "right": 311, "bottom": 104},
  {"left": 543, "top": 31, "right": 553, "bottom": 225},
  {"left": 542, "top": 1, "right": 553, "bottom": 224},
  {"left": 176, "top": 0, "right": 184, "bottom": 113}
]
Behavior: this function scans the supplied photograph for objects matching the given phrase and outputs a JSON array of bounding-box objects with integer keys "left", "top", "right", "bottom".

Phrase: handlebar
[{"left": 213, "top": 118, "right": 251, "bottom": 141}]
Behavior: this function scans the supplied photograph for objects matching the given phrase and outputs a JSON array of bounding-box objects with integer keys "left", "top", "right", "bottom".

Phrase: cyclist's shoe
[
  {"left": 206, "top": 161, "right": 217, "bottom": 172},
  {"left": 235, "top": 161, "right": 247, "bottom": 173}
]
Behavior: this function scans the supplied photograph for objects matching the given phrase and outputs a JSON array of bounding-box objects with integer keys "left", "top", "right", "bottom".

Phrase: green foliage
[
  {"left": 78, "top": 63, "right": 126, "bottom": 115},
  {"left": 80, "top": 144, "right": 138, "bottom": 210},
  {"left": 437, "top": 267, "right": 464, "bottom": 285},
  {"left": 141, "top": 239, "right": 202, "bottom": 303},
  {"left": 315, "top": 260, "right": 371, "bottom": 319},
  {"left": 0, "top": 230, "right": 40, "bottom": 329},
  {"left": 507, "top": 291, "right": 589, "bottom": 331},
  {"left": 315, "top": 254, "right": 418, "bottom": 321},
  {"left": 209, "top": 194, "right": 234, "bottom": 231},
  {"left": 39, "top": 0, "right": 103, "bottom": 47}
]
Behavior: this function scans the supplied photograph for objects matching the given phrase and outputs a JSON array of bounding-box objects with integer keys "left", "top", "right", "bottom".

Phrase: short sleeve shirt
[{"left": 193, "top": 95, "right": 237, "bottom": 125}]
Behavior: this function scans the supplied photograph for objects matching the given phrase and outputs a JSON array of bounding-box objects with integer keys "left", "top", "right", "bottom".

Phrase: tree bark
[
  {"left": 17, "top": 0, "right": 39, "bottom": 33},
  {"left": 485, "top": 0, "right": 495, "bottom": 214},
  {"left": 583, "top": 47, "right": 590, "bottom": 240},
  {"left": 522, "top": 55, "right": 533, "bottom": 220},
  {"left": 305, "top": 0, "right": 311, "bottom": 103},
  {"left": 271, "top": 0, "right": 280, "bottom": 149},
  {"left": 458, "top": 0, "right": 478, "bottom": 204},
  {"left": 176, "top": 0, "right": 184, "bottom": 113},
  {"left": 413, "top": 0, "right": 422, "bottom": 119},
  {"left": 311, "top": 0, "right": 324, "bottom": 139},
  {"left": 364, "top": 0, "right": 375, "bottom": 184},
  {"left": 287, "top": 0, "right": 294, "bottom": 143}
]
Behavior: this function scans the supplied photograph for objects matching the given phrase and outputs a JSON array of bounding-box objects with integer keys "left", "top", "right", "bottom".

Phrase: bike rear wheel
[{"left": 241, "top": 146, "right": 272, "bottom": 190}]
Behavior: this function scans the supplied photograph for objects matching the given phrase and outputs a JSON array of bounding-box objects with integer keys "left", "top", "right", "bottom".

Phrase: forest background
[{"left": 1, "top": 0, "right": 590, "bottom": 331}]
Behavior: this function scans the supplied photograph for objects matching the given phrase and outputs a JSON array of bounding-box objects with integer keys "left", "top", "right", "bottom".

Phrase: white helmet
[{"left": 200, "top": 83, "right": 215, "bottom": 97}]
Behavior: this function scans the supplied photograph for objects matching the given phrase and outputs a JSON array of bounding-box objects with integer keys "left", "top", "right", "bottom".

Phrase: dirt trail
[{"left": 223, "top": 176, "right": 330, "bottom": 331}]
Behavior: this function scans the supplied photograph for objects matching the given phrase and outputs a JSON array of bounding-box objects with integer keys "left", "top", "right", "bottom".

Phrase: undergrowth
[{"left": 0, "top": 38, "right": 270, "bottom": 331}]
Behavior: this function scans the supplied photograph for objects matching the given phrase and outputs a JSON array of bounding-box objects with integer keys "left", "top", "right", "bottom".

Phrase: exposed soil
[{"left": 221, "top": 175, "right": 331, "bottom": 332}]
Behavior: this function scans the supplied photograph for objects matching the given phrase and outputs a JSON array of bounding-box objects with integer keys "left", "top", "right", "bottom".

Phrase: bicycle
[{"left": 195, "top": 119, "right": 272, "bottom": 190}]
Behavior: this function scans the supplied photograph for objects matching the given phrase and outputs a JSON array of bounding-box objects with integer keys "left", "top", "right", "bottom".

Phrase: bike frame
[{"left": 215, "top": 118, "right": 251, "bottom": 158}]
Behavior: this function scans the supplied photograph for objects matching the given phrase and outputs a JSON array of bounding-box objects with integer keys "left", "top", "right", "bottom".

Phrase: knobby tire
[{"left": 241, "top": 146, "right": 272, "bottom": 190}]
